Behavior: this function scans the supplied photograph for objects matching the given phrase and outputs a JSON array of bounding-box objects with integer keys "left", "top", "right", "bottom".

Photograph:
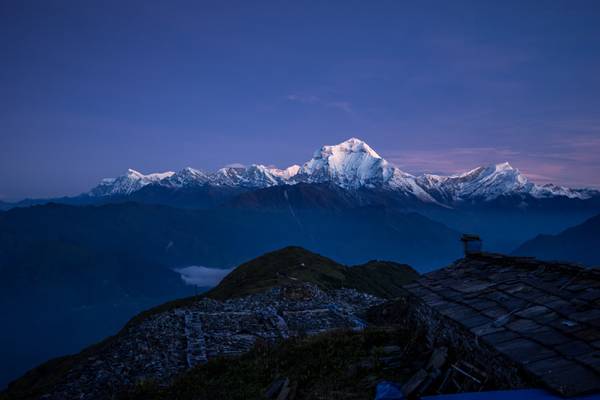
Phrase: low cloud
[{"left": 174, "top": 266, "right": 233, "bottom": 287}]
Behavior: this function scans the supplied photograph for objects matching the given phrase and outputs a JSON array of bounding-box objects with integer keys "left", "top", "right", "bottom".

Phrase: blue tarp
[
  {"left": 374, "top": 381, "right": 404, "bottom": 400},
  {"left": 374, "top": 382, "right": 600, "bottom": 400}
]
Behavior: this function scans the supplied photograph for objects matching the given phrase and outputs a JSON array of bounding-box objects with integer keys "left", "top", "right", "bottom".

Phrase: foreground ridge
[{"left": 5, "top": 250, "right": 600, "bottom": 399}]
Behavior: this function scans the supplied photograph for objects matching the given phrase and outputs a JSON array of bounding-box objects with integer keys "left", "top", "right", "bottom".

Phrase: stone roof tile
[{"left": 404, "top": 253, "right": 600, "bottom": 397}]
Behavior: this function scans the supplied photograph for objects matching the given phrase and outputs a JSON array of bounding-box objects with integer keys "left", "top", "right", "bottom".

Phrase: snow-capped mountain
[
  {"left": 270, "top": 164, "right": 301, "bottom": 180},
  {"left": 209, "top": 164, "right": 284, "bottom": 188},
  {"left": 89, "top": 169, "right": 175, "bottom": 196},
  {"left": 87, "top": 138, "right": 598, "bottom": 203},
  {"left": 418, "top": 162, "right": 594, "bottom": 202},
  {"left": 530, "top": 183, "right": 597, "bottom": 200},
  {"left": 295, "top": 138, "right": 394, "bottom": 188},
  {"left": 418, "top": 162, "right": 532, "bottom": 202},
  {"left": 161, "top": 167, "right": 210, "bottom": 188},
  {"left": 89, "top": 164, "right": 288, "bottom": 196},
  {"left": 294, "top": 138, "right": 436, "bottom": 201}
]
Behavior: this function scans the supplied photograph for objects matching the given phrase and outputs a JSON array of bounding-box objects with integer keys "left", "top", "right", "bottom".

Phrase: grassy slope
[
  {"left": 122, "top": 327, "right": 425, "bottom": 400},
  {"left": 206, "top": 246, "right": 419, "bottom": 300},
  {"left": 126, "top": 247, "right": 418, "bottom": 326}
]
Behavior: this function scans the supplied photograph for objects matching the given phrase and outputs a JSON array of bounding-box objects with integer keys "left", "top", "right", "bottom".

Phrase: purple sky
[{"left": 1, "top": 1, "right": 600, "bottom": 200}]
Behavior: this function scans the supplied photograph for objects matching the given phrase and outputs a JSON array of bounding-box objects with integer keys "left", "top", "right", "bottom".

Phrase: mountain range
[
  {"left": 82, "top": 138, "right": 597, "bottom": 204},
  {"left": 69, "top": 138, "right": 600, "bottom": 252},
  {"left": 5, "top": 139, "right": 599, "bottom": 247}
]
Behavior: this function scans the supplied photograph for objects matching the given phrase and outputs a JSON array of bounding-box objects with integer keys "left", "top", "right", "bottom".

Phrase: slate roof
[{"left": 404, "top": 253, "right": 600, "bottom": 397}]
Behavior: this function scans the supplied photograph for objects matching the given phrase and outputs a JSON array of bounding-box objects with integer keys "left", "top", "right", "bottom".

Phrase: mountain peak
[
  {"left": 485, "top": 162, "right": 528, "bottom": 185},
  {"left": 298, "top": 138, "right": 399, "bottom": 189},
  {"left": 210, "top": 164, "right": 282, "bottom": 188},
  {"left": 270, "top": 164, "right": 301, "bottom": 180},
  {"left": 427, "top": 161, "right": 531, "bottom": 201},
  {"left": 125, "top": 169, "right": 175, "bottom": 181},
  {"left": 180, "top": 166, "right": 200, "bottom": 174},
  {"left": 494, "top": 161, "right": 514, "bottom": 171},
  {"left": 321, "top": 137, "right": 381, "bottom": 159},
  {"left": 160, "top": 167, "right": 209, "bottom": 188},
  {"left": 126, "top": 168, "right": 144, "bottom": 178},
  {"left": 456, "top": 162, "right": 515, "bottom": 178}
]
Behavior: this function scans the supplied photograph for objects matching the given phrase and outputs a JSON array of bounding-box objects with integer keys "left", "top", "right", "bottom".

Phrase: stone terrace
[
  {"left": 34, "top": 284, "right": 384, "bottom": 399},
  {"left": 404, "top": 253, "right": 600, "bottom": 397}
]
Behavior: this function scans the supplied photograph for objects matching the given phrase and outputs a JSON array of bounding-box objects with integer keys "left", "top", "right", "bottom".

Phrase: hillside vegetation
[
  {"left": 207, "top": 246, "right": 419, "bottom": 300},
  {"left": 122, "top": 327, "right": 424, "bottom": 400}
]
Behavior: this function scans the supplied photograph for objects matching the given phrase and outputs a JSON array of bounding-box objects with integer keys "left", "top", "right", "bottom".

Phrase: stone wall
[{"left": 403, "top": 296, "right": 530, "bottom": 391}]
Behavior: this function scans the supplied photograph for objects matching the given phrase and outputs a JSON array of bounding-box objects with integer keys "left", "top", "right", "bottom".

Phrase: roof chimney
[{"left": 460, "top": 234, "right": 482, "bottom": 257}]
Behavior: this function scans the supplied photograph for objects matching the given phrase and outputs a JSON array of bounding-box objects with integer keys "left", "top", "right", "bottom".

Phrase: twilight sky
[{"left": 1, "top": 0, "right": 600, "bottom": 200}]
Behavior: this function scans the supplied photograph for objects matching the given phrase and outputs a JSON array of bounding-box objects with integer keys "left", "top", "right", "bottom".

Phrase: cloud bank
[{"left": 174, "top": 266, "right": 232, "bottom": 287}]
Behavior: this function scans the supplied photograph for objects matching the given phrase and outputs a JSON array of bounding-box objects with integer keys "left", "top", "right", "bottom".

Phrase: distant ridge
[{"left": 513, "top": 213, "right": 600, "bottom": 266}]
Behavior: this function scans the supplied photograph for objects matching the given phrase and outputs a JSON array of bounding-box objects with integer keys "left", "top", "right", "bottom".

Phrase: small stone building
[{"left": 403, "top": 253, "right": 600, "bottom": 397}]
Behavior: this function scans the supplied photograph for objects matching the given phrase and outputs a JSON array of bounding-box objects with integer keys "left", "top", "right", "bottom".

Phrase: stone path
[{"left": 178, "top": 310, "right": 208, "bottom": 367}]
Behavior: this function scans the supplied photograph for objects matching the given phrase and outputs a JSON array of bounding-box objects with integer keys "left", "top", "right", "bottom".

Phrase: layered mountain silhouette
[
  {"left": 0, "top": 201, "right": 459, "bottom": 387},
  {"left": 513, "top": 213, "right": 600, "bottom": 266},
  {"left": 5, "top": 138, "right": 599, "bottom": 252}
]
